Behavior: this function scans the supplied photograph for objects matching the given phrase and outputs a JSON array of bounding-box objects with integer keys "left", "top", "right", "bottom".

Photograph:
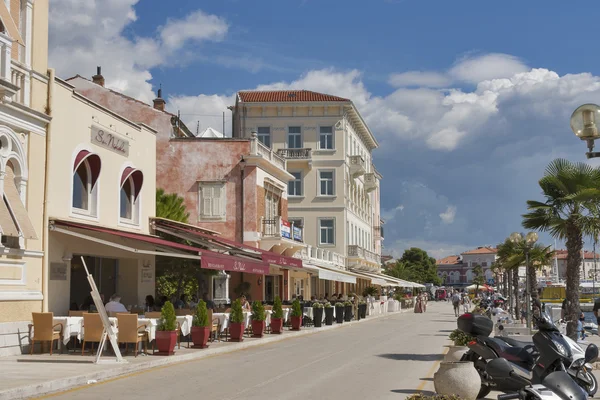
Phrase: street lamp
[
  {"left": 570, "top": 104, "right": 600, "bottom": 158},
  {"left": 510, "top": 231, "right": 538, "bottom": 329}
]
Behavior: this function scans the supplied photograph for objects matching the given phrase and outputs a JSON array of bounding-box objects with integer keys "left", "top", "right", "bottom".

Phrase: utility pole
[
  {"left": 196, "top": 121, "right": 200, "bottom": 135},
  {"left": 223, "top": 111, "right": 225, "bottom": 136}
]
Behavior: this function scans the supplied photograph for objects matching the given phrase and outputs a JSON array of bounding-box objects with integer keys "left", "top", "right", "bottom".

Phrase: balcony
[
  {"left": 260, "top": 216, "right": 305, "bottom": 254},
  {"left": 0, "top": 34, "right": 22, "bottom": 103},
  {"left": 347, "top": 245, "right": 381, "bottom": 270},
  {"left": 246, "top": 138, "right": 293, "bottom": 182},
  {"left": 277, "top": 148, "right": 312, "bottom": 169},
  {"left": 364, "top": 172, "right": 377, "bottom": 192},
  {"left": 296, "top": 244, "right": 346, "bottom": 269},
  {"left": 349, "top": 155, "right": 366, "bottom": 178},
  {"left": 374, "top": 226, "right": 384, "bottom": 239}
]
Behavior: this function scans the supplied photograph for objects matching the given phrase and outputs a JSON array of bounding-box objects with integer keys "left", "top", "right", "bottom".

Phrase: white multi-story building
[{"left": 230, "top": 90, "right": 385, "bottom": 295}]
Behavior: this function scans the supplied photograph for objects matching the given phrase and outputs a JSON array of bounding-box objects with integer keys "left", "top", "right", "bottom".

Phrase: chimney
[
  {"left": 153, "top": 86, "right": 166, "bottom": 111},
  {"left": 92, "top": 66, "right": 105, "bottom": 87}
]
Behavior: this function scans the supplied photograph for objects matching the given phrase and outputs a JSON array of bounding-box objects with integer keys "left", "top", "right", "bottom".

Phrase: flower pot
[
  {"left": 324, "top": 308, "right": 334, "bottom": 325},
  {"left": 359, "top": 304, "right": 367, "bottom": 319},
  {"left": 434, "top": 361, "right": 481, "bottom": 400},
  {"left": 191, "top": 326, "right": 210, "bottom": 349},
  {"left": 270, "top": 317, "right": 283, "bottom": 334},
  {"left": 251, "top": 320, "right": 265, "bottom": 338},
  {"left": 155, "top": 330, "right": 177, "bottom": 355},
  {"left": 313, "top": 307, "right": 323, "bottom": 327},
  {"left": 344, "top": 305, "right": 353, "bottom": 321},
  {"left": 229, "top": 322, "right": 245, "bottom": 342},
  {"left": 335, "top": 307, "right": 344, "bottom": 323},
  {"left": 290, "top": 316, "right": 302, "bottom": 331},
  {"left": 444, "top": 345, "right": 468, "bottom": 362}
]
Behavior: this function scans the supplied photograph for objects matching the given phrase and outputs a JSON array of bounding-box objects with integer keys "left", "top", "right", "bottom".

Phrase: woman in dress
[{"left": 414, "top": 293, "right": 423, "bottom": 313}]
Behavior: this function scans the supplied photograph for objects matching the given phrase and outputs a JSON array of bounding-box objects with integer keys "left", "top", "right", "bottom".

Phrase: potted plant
[
  {"left": 251, "top": 301, "right": 266, "bottom": 338},
  {"left": 324, "top": 302, "right": 334, "bottom": 325},
  {"left": 271, "top": 296, "right": 284, "bottom": 334},
  {"left": 344, "top": 301, "right": 353, "bottom": 322},
  {"left": 358, "top": 300, "right": 367, "bottom": 319},
  {"left": 229, "top": 299, "right": 245, "bottom": 342},
  {"left": 362, "top": 286, "right": 378, "bottom": 297},
  {"left": 434, "top": 361, "right": 480, "bottom": 399},
  {"left": 191, "top": 300, "right": 210, "bottom": 349},
  {"left": 446, "top": 329, "right": 474, "bottom": 361},
  {"left": 312, "top": 302, "right": 324, "bottom": 328},
  {"left": 290, "top": 298, "right": 302, "bottom": 330},
  {"left": 335, "top": 302, "right": 345, "bottom": 323},
  {"left": 155, "top": 301, "right": 177, "bottom": 355}
]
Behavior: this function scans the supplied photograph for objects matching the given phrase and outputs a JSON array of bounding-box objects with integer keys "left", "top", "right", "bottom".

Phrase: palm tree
[
  {"left": 527, "top": 243, "right": 554, "bottom": 308},
  {"left": 497, "top": 238, "right": 523, "bottom": 319},
  {"left": 522, "top": 158, "right": 600, "bottom": 338}
]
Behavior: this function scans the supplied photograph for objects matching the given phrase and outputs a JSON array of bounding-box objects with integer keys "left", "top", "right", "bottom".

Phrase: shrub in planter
[
  {"left": 406, "top": 394, "right": 462, "bottom": 400},
  {"left": 290, "top": 299, "right": 303, "bottom": 330},
  {"left": 446, "top": 329, "right": 474, "bottom": 362},
  {"left": 358, "top": 301, "right": 367, "bottom": 319},
  {"left": 344, "top": 301, "right": 353, "bottom": 322},
  {"left": 251, "top": 301, "right": 266, "bottom": 338},
  {"left": 271, "top": 296, "right": 284, "bottom": 334},
  {"left": 229, "top": 299, "right": 245, "bottom": 342},
  {"left": 449, "top": 329, "right": 474, "bottom": 346},
  {"left": 335, "top": 302, "right": 345, "bottom": 323},
  {"left": 156, "top": 301, "right": 178, "bottom": 355},
  {"left": 324, "top": 302, "right": 334, "bottom": 325},
  {"left": 191, "top": 300, "right": 210, "bottom": 349},
  {"left": 312, "top": 302, "right": 324, "bottom": 328}
]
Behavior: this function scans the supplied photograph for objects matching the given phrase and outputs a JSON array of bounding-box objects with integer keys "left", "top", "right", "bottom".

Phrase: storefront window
[{"left": 120, "top": 177, "right": 134, "bottom": 220}]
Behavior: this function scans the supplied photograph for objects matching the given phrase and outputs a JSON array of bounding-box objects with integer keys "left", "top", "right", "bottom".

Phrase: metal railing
[
  {"left": 277, "top": 148, "right": 312, "bottom": 159},
  {"left": 261, "top": 218, "right": 279, "bottom": 237}
]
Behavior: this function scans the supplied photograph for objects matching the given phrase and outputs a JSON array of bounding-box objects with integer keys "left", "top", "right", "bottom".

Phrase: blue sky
[{"left": 48, "top": 0, "right": 600, "bottom": 258}]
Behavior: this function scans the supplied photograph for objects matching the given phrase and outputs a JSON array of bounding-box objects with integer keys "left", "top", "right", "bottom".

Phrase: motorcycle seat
[
  {"left": 496, "top": 336, "right": 533, "bottom": 348},
  {"left": 483, "top": 337, "right": 535, "bottom": 366}
]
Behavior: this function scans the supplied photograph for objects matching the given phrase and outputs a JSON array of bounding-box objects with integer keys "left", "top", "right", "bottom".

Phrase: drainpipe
[{"left": 41, "top": 68, "right": 55, "bottom": 312}]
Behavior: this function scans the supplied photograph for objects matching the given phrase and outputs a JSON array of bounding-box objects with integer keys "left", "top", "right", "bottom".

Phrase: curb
[{"left": 0, "top": 310, "right": 405, "bottom": 400}]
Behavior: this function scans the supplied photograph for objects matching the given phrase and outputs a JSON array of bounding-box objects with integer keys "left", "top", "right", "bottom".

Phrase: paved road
[{"left": 41, "top": 302, "right": 456, "bottom": 400}]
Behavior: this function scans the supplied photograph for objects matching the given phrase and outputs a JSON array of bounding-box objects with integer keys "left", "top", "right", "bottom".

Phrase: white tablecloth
[{"left": 387, "top": 300, "right": 401, "bottom": 312}]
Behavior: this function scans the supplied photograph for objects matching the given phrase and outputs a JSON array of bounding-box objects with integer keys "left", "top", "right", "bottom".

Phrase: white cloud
[
  {"left": 449, "top": 53, "right": 529, "bottom": 84},
  {"left": 49, "top": 1, "right": 229, "bottom": 103},
  {"left": 439, "top": 206, "right": 457, "bottom": 224},
  {"left": 388, "top": 71, "right": 450, "bottom": 88}
]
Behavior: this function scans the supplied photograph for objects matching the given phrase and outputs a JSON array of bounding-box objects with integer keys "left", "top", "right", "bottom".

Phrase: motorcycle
[
  {"left": 458, "top": 312, "right": 599, "bottom": 398},
  {"left": 485, "top": 358, "right": 588, "bottom": 400}
]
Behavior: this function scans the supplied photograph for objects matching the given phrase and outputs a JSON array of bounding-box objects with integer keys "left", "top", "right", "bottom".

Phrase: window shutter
[
  {"left": 212, "top": 186, "right": 221, "bottom": 216},
  {"left": 202, "top": 186, "right": 212, "bottom": 216}
]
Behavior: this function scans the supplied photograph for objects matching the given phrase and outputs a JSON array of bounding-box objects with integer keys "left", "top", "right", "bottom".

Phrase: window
[
  {"left": 319, "top": 126, "right": 334, "bottom": 149},
  {"left": 288, "top": 172, "right": 302, "bottom": 196},
  {"left": 319, "top": 170, "right": 334, "bottom": 196},
  {"left": 295, "top": 279, "right": 304, "bottom": 298},
  {"left": 119, "top": 167, "right": 143, "bottom": 224},
  {"left": 289, "top": 218, "right": 303, "bottom": 228},
  {"left": 72, "top": 151, "right": 100, "bottom": 217},
  {"left": 319, "top": 218, "right": 335, "bottom": 245},
  {"left": 199, "top": 182, "right": 226, "bottom": 221},
  {"left": 73, "top": 162, "right": 89, "bottom": 211},
  {"left": 287, "top": 126, "right": 302, "bottom": 149},
  {"left": 257, "top": 127, "right": 271, "bottom": 148}
]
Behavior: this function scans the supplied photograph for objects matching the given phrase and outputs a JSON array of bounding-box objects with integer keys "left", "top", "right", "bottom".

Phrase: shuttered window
[
  {"left": 4, "top": 165, "right": 36, "bottom": 239},
  {"left": 199, "top": 182, "right": 226, "bottom": 221}
]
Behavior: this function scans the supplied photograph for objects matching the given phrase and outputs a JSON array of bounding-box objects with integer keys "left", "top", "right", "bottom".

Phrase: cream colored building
[
  {"left": 0, "top": 0, "right": 51, "bottom": 356},
  {"left": 231, "top": 90, "right": 383, "bottom": 296}
]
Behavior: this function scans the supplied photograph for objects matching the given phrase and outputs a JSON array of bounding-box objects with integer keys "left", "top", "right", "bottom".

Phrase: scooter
[
  {"left": 485, "top": 358, "right": 588, "bottom": 400},
  {"left": 459, "top": 312, "right": 599, "bottom": 398}
]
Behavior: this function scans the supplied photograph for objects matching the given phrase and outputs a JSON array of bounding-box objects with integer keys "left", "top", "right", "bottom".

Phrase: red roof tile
[
  {"left": 437, "top": 255, "right": 461, "bottom": 265},
  {"left": 238, "top": 90, "right": 350, "bottom": 103},
  {"left": 461, "top": 247, "right": 497, "bottom": 255},
  {"left": 555, "top": 250, "right": 600, "bottom": 260}
]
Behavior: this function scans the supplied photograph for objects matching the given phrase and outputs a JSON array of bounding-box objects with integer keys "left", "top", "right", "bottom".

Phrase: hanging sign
[
  {"left": 201, "top": 253, "right": 269, "bottom": 275},
  {"left": 261, "top": 253, "right": 303, "bottom": 268},
  {"left": 280, "top": 219, "right": 291, "bottom": 239},
  {"left": 91, "top": 125, "right": 129, "bottom": 156}
]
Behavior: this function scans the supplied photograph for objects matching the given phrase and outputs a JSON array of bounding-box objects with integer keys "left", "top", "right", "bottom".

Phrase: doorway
[
  {"left": 70, "top": 255, "right": 118, "bottom": 309},
  {"left": 265, "top": 275, "right": 281, "bottom": 302}
]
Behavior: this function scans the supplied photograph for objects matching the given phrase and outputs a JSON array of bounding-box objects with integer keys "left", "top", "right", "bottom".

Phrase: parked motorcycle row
[{"left": 457, "top": 308, "right": 599, "bottom": 400}]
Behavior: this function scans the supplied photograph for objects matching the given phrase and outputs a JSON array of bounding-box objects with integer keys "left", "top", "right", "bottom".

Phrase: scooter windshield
[
  {"left": 542, "top": 371, "right": 588, "bottom": 400},
  {"left": 535, "top": 311, "right": 558, "bottom": 332}
]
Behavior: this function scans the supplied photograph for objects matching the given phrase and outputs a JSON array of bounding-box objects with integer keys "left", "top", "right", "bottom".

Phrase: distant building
[
  {"left": 554, "top": 250, "right": 600, "bottom": 281},
  {"left": 436, "top": 247, "right": 497, "bottom": 286}
]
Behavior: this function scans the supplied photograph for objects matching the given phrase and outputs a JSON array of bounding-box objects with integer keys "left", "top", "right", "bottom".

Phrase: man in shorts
[{"left": 451, "top": 290, "right": 461, "bottom": 317}]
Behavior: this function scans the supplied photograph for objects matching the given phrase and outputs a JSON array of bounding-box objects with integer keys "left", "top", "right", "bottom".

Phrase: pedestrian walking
[
  {"left": 462, "top": 293, "right": 470, "bottom": 313},
  {"left": 451, "top": 290, "right": 461, "bottom": 317}
]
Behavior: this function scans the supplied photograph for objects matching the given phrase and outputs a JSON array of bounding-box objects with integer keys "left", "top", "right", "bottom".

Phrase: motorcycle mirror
[
  {"left": 485, "top": 358, "right": 514, "bottom": 379},
  {"left": 585, "top": 344, "right": 599, "bottom": 364}
]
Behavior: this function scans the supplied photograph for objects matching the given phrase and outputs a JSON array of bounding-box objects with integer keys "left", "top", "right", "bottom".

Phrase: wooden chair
[
  {"left": 175, "top": 308, "right": 192, "bottom": 316},
  {"left": 145, "top": 311, "right": 162, "bottom": 318},
  {"left": 68, "top": 310, "right": 84, "bottom": 317},
  {"left": 29, "top": 312, "right": 63, "bottom": 355},
  {"left": 116, "top": 313, "right": 150, "bottom": 357},
  {"left": 130, "top": 307, "right": 144, "bottom": 315},
  {"left": 207, "top": 309, "right": 220, "bottom": 342},
  {"left": 81, "top": 313, "right": 104, "bottom": 355},
  {"left": 264, "top": 306, "right": 273, "bottom": 333}
]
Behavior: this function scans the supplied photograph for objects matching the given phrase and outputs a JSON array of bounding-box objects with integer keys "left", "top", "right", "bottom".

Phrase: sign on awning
[
  {"left": 202, "top": 254, "right": 269, "bottom": 275},
  {"left": 261, "top": 253, "right": 303, "bottom": 268}
]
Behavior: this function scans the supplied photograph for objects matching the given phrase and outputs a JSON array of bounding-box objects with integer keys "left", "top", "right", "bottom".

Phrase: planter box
[
  {"left": 313, "top": 307, "right": 323, "bottom": 328},
  {"left": 359, "top": 304, "right": 367, "bottom": 319},
  {"left": 324, "top": 308, "right": 334, "bottom": 325},
  {"left": 155, "top": 330, "right": 177, "bottom": 355},
  {"left": 335, "top": 307, "right": 344, "bottom": 323},
  {"left": 270, "top": 317, "right": 283, "bottom": 334},
  {"left": 344, "top": 305, "right": 353, "bottom": 322},
  {"left": 191, "top": 326, "right": 210, "bottom": 349},
  {"left": 251, "top": 320, "right": 265, "bottom": 338},
  {"left": 290, "top": 316, "right": 302, "bottom": 331},
  {"left": 229, "top": 322, "right": 245, "bottom": 342}
]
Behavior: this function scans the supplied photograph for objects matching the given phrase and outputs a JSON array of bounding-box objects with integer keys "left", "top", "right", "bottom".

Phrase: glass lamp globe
[
  {"left": 509, "top": 232, "right": 522, "bottom": 243},
  {"left": 525, "top": 232, "right": 538, "bottom": 245},
  {"left": 570, "top": 104, "right": 600, "bottom": 140}
]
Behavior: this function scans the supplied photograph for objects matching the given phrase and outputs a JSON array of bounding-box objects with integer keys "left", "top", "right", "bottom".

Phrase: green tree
[
  {"left": 472, "top": 264, "right": 484, "bottom": 292},
  {"left": 156, "top": 188, "right": 189, "bottom": 223},
  {"left": 386, "top": 248, "right": 441, "bottom": 285},
  {"left": 522, "top": 159, "right": 600, "bottom": 338}
]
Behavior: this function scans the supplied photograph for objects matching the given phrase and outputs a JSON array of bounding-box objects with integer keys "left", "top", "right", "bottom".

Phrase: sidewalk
[{"left": 0, "top": 309, "right": 409, "bottom": 400}]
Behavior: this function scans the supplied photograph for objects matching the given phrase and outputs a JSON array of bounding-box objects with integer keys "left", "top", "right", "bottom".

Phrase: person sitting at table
[
  {"left": 203, "top": 293, "right": 216, "bottom": 310},
  {"left": 105, "top": 294, "right": 128, "bottom": 313},
  {"left": 69, "top": 302, "right": 79, "bottom": 311},
  {"left": 331, "top": 293, "right": 337, "bottom": 301},
  {"left": 337, "top": 294, "right": 343, "bottom": 300},
  {"left": 145, "top": 295, "right": 157, "bottom": 312},
  {"left": 174, "top": 294, "right": 189, "bottom": 309},
  {"left": 240, "top": 295, "right": 250, "bottom": 310},
  {"left": 81, "top": 295, "right": 94, "bottom": 311},
  {"left": 188, "top": 294, "right": 199, "bottom": 309}
]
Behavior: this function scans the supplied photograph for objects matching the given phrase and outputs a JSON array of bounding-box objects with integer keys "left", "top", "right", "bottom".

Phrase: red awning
[
  {"left": 121, "top": 167, "right": 144, "bottom": 200},
  {"left": 154, "top": 219, "right": 303, "bottom": 269},
  {"left": 51, "top": 220, "right": 269, "bottom": 274},
  {"left": 73, "top": 150, "right": 101, "bottom": 188}
]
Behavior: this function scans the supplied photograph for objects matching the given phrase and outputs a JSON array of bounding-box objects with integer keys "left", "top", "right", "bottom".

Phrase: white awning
[
  {"left": 304, "top": 264, "right": 356, "bottom": 284},
  {"left": 350, "top": 270, "right": 388, "bottom": 285}
]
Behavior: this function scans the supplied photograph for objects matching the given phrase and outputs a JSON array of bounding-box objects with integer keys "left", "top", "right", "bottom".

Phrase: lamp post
[
  {"left": 570, "top": 104, "right": 600, "bottom": 158},
  {"left": 510, "top": 231, "right": 538, "bottom": 329}
]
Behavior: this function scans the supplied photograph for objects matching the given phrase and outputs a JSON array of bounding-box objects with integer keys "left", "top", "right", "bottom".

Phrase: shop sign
[
  {"left": 141, "top": 263, "right": 153, "bottom": 283},
  {"left": 261, "top": 253, "right": 302, "bottom": 268},
  {"left": 50, "top": 263, "right": 67, "bottom": 280},
  {"left": 280, "top": 219, "right": 291, "bottom": 239},
  {"left": 91, "top": 125, "right": 129, "bottom": 157},
  {"left": 293, "top": 226, "right": 302, "bottom": 242},
  {"left": 202, "top": 253, "right": 269, "bottom": 275}
]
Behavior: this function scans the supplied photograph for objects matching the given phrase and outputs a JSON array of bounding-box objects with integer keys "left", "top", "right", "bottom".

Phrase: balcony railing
[
  {"left": 296, "top": 244, "right": 346, "bottom": 268},
  {"left": 364, "top": 172, "right": 377, "bottom": 192},
  {"left": 349, "top": 155, "right": 366, "bottom": 177},
  {"left": 347, "top": 245, "right": 381, "bottom": 265},
  {"left": 0, "top": 34, "right": 23, "bottom": 104},
  {"left": 261, "top": 216, "right": 303, "bottom": 242},
  {"left": 277, "top": 148, "right": 312, "bottom": 160},
  {"left": 251, "top": 140, "right": 286, "bottom": 170},
  {"left": 374, "top": 226, "right": 384, "bottom": 239}
]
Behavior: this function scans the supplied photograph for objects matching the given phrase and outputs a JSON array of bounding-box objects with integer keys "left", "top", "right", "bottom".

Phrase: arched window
[
  {"left": 72, "top": 150, "right": 101, "bottom": 216},
  {"left": 120, "top": 167, "right": 143, "bottom": 224}
]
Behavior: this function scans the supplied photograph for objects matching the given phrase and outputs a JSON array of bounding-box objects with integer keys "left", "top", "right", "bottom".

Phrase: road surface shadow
[
  {"left": 430, "top": 320, "right": 456, "bottom": 323},
  {"left": 438, "top": 329, "right": 453, "bottom": 333},
  {"left": 377, "top": 353, "right": 443, "bottom": 361},
  {"left": 391, "top": 389, "right": 435, "bottom": 395},
  {"left": 17, "top": 359, "right": 93, "bottom": 364},
  {"left": 419, "top": 377, "right": 434, "bottom": 381}
]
